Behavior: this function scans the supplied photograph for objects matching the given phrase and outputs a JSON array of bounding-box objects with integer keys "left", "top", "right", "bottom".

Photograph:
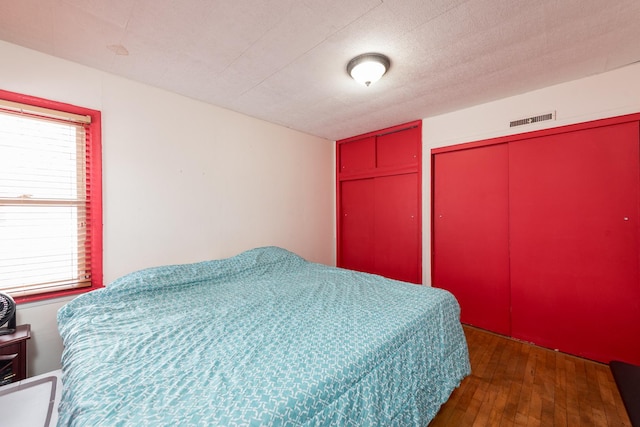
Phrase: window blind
[{"left": 0, "top": 101, "right": 94, "bottom": 298}]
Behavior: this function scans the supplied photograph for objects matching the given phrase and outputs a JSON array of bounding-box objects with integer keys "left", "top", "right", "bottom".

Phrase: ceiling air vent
[{"left": 510, "top": 111, "right": 556, "bottom": 128}]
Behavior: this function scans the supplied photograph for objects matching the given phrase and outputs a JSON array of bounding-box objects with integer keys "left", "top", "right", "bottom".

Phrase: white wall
[
  {"left": 421, "top": 62, "right": 640, "bottom": 285},
  {"left": 0, "top": 40, "right": 335, "bottom": 375}
]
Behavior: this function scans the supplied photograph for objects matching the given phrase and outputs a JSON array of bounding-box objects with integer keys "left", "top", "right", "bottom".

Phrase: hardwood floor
[{"left": 429, "top": 326, "right": 631, "bottom": 427}]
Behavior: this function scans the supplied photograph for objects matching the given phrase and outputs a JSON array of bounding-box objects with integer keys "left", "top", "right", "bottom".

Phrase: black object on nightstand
[
  {"left": 0, "top": 292, "right": 16, "bottom": 335},
  {"left": 0, "top": 324, "right": 31, "bottom": 385}
]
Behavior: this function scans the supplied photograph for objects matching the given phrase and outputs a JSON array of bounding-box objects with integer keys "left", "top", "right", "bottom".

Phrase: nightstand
[{"left": 0, "top": 324, "right": 31, "bottom": 385}]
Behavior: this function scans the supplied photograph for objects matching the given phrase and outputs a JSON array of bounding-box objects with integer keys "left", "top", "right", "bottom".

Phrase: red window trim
[{"left": 0, "top": 89, "right": 103, "bottom": 303}]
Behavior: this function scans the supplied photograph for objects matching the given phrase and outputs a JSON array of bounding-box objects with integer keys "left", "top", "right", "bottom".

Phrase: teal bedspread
[{"left": 57, "top": 247, "right": 470, "bottom": 426}]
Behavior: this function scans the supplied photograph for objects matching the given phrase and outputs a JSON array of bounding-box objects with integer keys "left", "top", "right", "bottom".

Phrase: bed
[{"left": 57, "top": 246, "right": 470, "bottom": 426}]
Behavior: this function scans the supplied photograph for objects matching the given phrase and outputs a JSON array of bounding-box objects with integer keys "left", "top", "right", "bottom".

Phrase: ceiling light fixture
[{"left": 347, "top": 53, "right": 390, "bottom": 87}]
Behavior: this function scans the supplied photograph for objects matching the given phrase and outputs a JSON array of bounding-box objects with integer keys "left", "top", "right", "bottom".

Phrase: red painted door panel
[
  {"left": 433, "top": 144, "right": 511, "bottom": 335},
  {"left": 339, "top": 179, "right": 375, "bottom": 273},
  {"left": 509, "top": 122, "right": 640, "bottom": 364},
  {"left": 339, "top": 136, "right": 375, "bottom": 174},
  {"left": 374, "top": 174, "right": 420, "bottom": 283},
  {"left": 377, "top": 127, "right": 420, "bottom": 168},
  {"left": 337, "top": 123, "right": 422, "bottom": 284}
]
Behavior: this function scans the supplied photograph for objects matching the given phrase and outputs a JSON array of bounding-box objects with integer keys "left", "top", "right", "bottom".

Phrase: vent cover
[{"left": 510, "top": 111, "right": 556, "bottom": 128}]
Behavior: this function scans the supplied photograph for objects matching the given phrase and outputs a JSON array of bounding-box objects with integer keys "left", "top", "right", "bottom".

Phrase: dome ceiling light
[{"left": 347, "top": 53, "right": 391, "bottom": 87}]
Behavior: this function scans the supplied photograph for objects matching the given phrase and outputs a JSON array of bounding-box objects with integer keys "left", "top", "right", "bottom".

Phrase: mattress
[{"left": 57, "top": 246, "right": 470, "bottom": 426}]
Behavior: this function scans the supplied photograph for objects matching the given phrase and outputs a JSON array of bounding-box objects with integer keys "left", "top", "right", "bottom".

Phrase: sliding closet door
[
  {"left": 340, "top": 175, "right": 420, "bottom": 283},
  {"left": 433, "top": 144, "right": 511, "bottom": 335},
  {"left": 339, "top": 178, "right": 375, "bottom": 274},
  {"left": 509, "top": 122, "right": 640, "bottom": 364},
  {"left": 375, "top": 173, "right": 420, "bottom": 283}
]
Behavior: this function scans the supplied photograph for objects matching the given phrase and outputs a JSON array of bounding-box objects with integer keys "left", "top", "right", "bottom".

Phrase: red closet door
[
  {"left": 337, "top": 122, "right": 422, "bottom": 283},
  {"left": 432, "top": 144, "right": 511, "bottom": 335},
  {"left": 377, "top": 127, "right": 420, "bottom": 168},
  {"left": 339, "top": 179, "right": 375, "bottom": 274},
  {"left": 509, "top": 122, "right": 640, "bottom": 364},
  {"left": 339, "top": 136, "right": 375, "bottom": 174},
  {"left": 374, "top": 173, "right": 420, "bottom": 283}
]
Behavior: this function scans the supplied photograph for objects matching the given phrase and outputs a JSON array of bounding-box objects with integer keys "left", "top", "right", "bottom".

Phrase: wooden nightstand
[{"left": 0, "top": 324, "right": 31, "bottom": 385}]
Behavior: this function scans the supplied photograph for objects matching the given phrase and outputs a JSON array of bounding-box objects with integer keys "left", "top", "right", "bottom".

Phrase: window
[{"left": 0, "top": 90, "right": 102, "bottom": 302}]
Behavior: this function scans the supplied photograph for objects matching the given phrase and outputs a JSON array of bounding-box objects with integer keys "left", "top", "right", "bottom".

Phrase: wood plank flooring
[{"left": 429, "top": 326, "right": 631, "bottom": 427}]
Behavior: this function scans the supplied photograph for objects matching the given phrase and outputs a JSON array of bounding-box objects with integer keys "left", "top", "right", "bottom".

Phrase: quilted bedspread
[{"left": 57, "top": 247, "right": 470, "bottom": 426}]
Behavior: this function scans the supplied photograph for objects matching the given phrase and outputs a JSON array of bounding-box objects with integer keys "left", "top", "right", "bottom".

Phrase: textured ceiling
[{"left": 1, "top": 0, "right": 640, "bottom": 140}]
